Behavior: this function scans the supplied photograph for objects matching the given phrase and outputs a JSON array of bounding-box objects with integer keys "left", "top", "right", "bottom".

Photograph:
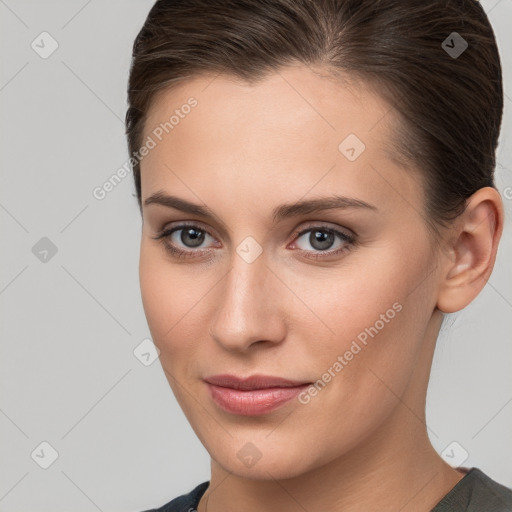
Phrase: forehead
[
  {"left": 144, "top": 64, "right": 392, "bottom": 147},
  {"left": 140, "top": 64, "right": 422, "bottom": 219}
]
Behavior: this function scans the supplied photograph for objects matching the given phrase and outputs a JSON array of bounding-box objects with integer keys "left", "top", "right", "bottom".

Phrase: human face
[{"left": 138, "top": 64, "right": 441, "bottom": 480}]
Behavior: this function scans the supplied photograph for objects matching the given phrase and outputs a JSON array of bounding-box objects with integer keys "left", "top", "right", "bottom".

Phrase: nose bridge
[
  {"left": 209, "top": 244, "right": 285, "bottom": 351},
  {"left": 226, "top": 232, "right": 270, "bottom": 307}
]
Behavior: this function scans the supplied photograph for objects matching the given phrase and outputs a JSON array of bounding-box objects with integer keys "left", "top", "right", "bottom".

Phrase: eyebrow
[{"left": 144, "top": 191, "right": 377, "bottom": 224}]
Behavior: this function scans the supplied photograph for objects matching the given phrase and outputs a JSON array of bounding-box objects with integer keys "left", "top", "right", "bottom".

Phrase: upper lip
[{"left": 204, "top": 374, "right": 311, "bottom": 390}]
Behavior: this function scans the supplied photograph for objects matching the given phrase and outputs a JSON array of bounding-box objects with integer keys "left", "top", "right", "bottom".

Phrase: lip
[{"left": 204, "top": 374, "right": 312, "bottom": 416}]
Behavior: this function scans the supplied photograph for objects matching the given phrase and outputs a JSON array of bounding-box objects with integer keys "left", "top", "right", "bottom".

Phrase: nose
[{"left": 208, "top": 250, "right": 287, "bottom": 353}]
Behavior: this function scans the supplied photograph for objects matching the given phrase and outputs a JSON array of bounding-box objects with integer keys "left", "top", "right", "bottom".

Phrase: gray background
[{"left": 0, "top": 0, "right": 511, "bottom": 511}]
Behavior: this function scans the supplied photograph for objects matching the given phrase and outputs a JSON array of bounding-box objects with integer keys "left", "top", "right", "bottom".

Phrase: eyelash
[{"left": 152, "top": 222, "right": 356, "bottom": 261}]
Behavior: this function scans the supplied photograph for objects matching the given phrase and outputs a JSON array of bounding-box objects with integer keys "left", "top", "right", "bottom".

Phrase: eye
[
  {"left": 152, "top": 223, "right": 218, "bottom": 259},
  {"left": 291, "top": 225, "right": 355, "bottom": 259},
  {"left": 152, "top": 222, "right": 356, "bottom": 261}
]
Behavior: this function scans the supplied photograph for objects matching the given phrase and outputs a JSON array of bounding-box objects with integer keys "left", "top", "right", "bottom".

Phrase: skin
[{"left": 138, "top": 63, "right": 504, "bottom": 511}]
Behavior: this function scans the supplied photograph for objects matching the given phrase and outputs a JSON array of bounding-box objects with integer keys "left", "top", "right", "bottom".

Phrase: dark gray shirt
[{"left": 142, "top": 467, "right": 512, "bottom": 511}]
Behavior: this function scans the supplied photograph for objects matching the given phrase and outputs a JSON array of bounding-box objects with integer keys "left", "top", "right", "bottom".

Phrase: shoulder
[
  {"left": 432, "top": 467, "right": 512, "bottom": 511},
  {"left": 140, "top": 481, "right": 210, "bottom": 512}
]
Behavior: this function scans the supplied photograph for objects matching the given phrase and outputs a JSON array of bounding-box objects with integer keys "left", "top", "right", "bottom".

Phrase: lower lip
[{"left": 206, "top": 383, "right": 310, "bottom": 416}]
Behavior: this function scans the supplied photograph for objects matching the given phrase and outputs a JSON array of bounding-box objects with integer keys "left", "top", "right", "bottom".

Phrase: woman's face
[{"left": 139, "top": 64, "right": 443, "bottom": 479}]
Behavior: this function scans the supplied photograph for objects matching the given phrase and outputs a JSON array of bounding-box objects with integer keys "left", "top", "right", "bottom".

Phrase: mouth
[{"left": 203, "top": 374, "right": 312, "bottom": 416}]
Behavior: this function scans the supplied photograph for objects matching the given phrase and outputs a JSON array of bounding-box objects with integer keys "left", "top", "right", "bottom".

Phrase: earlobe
[{"left": 436, "top": 187, "right": 504, "bottom": 314}]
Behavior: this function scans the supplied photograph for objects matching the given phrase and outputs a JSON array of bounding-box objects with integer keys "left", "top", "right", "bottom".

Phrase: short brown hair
[{"left": 126, "top": 0, "right": 503, "bottom": 238}]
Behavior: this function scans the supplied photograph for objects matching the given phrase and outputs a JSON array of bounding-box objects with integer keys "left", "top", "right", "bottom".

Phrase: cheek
[
  {"left": 139, "top": 245, "right": 171, "bottom": 342},
  {"left": 302, "top": 242, "right": 434, "bottom": 399},
  {"left": 286, "top": 256, "right": 434, "bottom": 464},
  {"left": 139, "top": 243, "right": 189, "bottom": 349},
  {"left": 139, "top": 240, "right": 215, "bottom": 366},
  {"left": 139, "top": 245, "right": 207, "bottom": 412}
]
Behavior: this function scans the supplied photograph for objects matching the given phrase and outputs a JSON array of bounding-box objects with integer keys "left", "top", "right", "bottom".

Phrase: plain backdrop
[{"left": 0, "top": 1, "right": 511, "bottom": 511}]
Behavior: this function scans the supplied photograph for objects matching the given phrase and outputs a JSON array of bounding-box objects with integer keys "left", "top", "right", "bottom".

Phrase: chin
[{"left": 207, "top": 438, "right": 324, "bottom": 481}]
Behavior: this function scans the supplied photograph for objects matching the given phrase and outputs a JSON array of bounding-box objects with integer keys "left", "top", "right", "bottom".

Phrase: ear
[{"left": 436, "top": 187, "right": 504, "bottom": 313}]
